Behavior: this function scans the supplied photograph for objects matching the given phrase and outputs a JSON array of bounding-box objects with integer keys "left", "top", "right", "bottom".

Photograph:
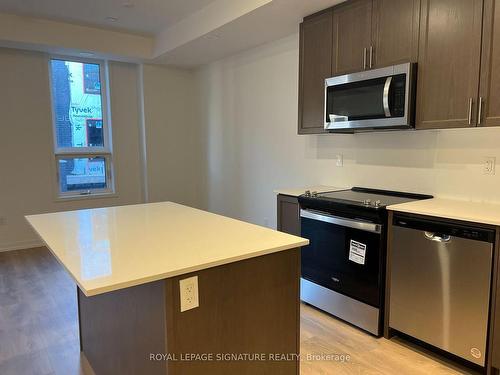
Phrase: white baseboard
[{"left": 0, "top": 240, "right": 44, "bottom": 252}]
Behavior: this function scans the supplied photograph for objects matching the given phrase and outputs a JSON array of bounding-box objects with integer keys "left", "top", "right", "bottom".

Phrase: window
[{"left": 49, "top": 58, "right": 114, "bottom": 197}]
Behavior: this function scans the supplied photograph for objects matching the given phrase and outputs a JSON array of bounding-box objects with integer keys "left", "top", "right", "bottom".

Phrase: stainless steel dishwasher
[{"left": 389, "top": 214, "right": 495, "bottom": 367}]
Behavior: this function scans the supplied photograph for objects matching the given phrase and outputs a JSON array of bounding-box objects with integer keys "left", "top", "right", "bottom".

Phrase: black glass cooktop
[{"left": 302, "top": 187, "right": 433, "bottom": 209}]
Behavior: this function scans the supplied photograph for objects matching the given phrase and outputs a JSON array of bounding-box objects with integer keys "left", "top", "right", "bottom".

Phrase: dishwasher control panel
[{"left": 393, "top": 215, "right": 495, "bottom": 243}]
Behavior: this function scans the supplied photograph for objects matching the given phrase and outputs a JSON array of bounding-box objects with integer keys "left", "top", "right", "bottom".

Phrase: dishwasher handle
[{"left": 424, "top": 231, "right": 451, "bottom": 243}]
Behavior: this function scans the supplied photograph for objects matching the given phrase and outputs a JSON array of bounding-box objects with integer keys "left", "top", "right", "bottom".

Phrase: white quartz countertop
[
  {"left": 388, "top": 198, "right": 500, "bottom": 226},
  {"left": 26, "top": 202, "right": 308, "bottom": 297},
  {"left": 274, "top": 185, "right": 347, "bottom": 197}
]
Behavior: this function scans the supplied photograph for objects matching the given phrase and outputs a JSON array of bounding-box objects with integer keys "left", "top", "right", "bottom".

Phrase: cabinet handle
[
  {"left": 369, "top": 45, "right": 373, "bottom": 68},
  {"left": 363, "top": 48, "right": 367, "bottom": 70},
  {"left": 478, "top": 97, "right": 483, "bottom": 125},
  {"left": 467, "top": 98, "right": 473, "bottom": 125}
]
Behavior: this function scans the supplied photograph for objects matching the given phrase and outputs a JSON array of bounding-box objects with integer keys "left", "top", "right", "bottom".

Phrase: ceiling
[
  {"left": 0, "top": 0, "right": 344, "bottom": 66},
  {"left": 0, "top": 0, "right": 216, "bottom": 35},
  {"left": 154, "top": 0, "right": 344, "bottom": 67}
]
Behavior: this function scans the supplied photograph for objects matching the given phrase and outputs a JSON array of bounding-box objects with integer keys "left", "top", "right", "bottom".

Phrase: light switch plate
[
  {"left": 179, "top": 276, "right": 199, "bottom": 312},
  {"left": 336, "top": 154, "right": 343, "bottom": 167}
]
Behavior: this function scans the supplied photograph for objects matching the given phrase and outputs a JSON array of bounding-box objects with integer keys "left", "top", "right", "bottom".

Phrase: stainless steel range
[{"left": 298, "top": 187, "right": 432, "bottom": 336}]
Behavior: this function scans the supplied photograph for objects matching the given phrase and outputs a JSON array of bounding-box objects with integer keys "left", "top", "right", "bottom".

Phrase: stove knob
[
  {"left": 311, "top": 191, "right": 318, "bottom": 197},
  {"left": 304, "top": 190, "right": 311, "bottom": 197},
  {"left": 363, "top": 199, "right": 371, "bottom": 205},
  {"left": 374, "top": 200, "right": 381, "bottom": 207}
]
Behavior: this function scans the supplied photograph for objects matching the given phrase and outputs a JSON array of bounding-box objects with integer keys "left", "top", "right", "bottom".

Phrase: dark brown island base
[{"left": 78, "top": 249, "right": 301, "bottom": 375}]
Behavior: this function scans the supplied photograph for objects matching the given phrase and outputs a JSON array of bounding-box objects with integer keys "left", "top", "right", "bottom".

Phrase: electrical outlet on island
[{"left": 179, "top": 276, "right": 199, "bottom": 312}]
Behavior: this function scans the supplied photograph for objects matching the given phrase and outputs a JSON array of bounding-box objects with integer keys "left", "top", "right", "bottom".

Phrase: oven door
[
  {"left": 300, "top": 209, "right": 383, "bottom": 308},
  {"left": 324, "top": 63, "right": 414, "bottom": 132}
]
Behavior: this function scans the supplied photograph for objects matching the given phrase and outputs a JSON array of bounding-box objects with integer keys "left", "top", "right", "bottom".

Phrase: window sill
[{"left": 55, "top": 191, "right": 118, "bottom": 203}]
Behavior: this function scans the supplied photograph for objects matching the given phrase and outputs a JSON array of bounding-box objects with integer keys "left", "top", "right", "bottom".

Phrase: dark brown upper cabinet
[
  {"left": 478, "top": 0, "right": 500, "bottom": 127},
  {"left": 332, "top": 0, "right": 420, "bottom": 74},
  {"left": 298, "top": 10, "right": 332, "bottom": 135},
  {"left": 416, "top": 0, "right": 484, "bottom": 130},
  {"left": 371, "top": 0, "right": 420, "bottom": 68},
  {"left": 299, "top": 0, "right": 499, "bottom": 134},
  {"left": 332, "top": 0, "right": 373, "bottom": 75},
  {"left": 298, "top": 0, "right": 421, "bottom": 134}
]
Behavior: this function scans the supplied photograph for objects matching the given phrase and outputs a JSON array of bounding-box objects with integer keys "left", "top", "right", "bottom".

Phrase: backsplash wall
[{"left": 196, "top": 33, "right": 500, "bottom": 228}]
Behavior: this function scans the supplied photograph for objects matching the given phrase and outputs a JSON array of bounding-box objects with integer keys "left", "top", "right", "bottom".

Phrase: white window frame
[{"left": 48, "top": 55, "right": 115, "bottom": 199}]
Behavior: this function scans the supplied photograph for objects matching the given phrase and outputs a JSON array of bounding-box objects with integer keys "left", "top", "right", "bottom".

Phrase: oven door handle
[
  {"left": 300, "top": 209, "right": 382, "bottom": 234},
  {"left": 383, "top": 76, "right": 392, "bottom": 117}
]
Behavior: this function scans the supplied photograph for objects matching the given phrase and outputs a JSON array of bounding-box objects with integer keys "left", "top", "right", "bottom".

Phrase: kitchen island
[{"left": 26, "top": 202, "right": 308, "bottom": 375}]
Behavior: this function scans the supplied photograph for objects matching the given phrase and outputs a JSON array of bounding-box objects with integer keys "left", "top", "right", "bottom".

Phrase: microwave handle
[{"left": 383, "top": 76, "right": 393, "bottom": 117}]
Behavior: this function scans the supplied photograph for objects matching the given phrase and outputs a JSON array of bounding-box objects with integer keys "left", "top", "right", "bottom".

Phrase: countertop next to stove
[
  {"left": 388, "top": 198, "right": 500, "bottom": 226},
  {"left": 274, "top": 185, "right": 347, "bottom": 197}
]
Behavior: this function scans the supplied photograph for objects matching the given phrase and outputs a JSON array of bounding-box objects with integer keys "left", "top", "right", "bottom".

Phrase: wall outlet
[
  {"left": 483, "top": 157, "right": 496, "bottom": 175},
  {"left": 336, "top": 154, "right": 343, "bottom": 167},
  {"left": 179, "top": 276, "right": 199, "bottom": 312}
]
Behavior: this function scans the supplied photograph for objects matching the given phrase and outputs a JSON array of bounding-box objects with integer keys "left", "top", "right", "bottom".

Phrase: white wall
[
  {"left": 0, "top": 49, "right": 203, "bottom": 251},
  {"left": 4, "top": 31, "right": 500, "bottom": 251},
  {"left": 0, "top": 48, "right": 144, "bottom": 251},
  {"left": 197, "top": 33, "right": 500, "bottom": 228},
  {"left": 142, "top": 64, "right": 202, "bottom": 207}
]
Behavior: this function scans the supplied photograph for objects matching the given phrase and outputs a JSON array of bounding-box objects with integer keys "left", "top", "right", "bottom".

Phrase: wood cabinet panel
[
  {"left": 479, "top": 0, "right": 500, "bottom": 127},
  {"left": 166, "top": 249, "right": 301, "bottom": 375},
  {"left": 332, "top": 0, "right": 373, "bottom": 75},
  {"left": 490, "top": 229, "right": 500, "bottom": 370},
  {"left": 79, "top": 250, "right": 301, "bottom": 375},
  {"left": 372, "top": 0, "right": 420, "bottom": 68},
  {"left": 79, "top": 281, "right": 168, "bottom": 375},
  {"left": 298, "top": 11, "right": 332, "bottom": 134},
  {"left": 277, "top": 195, "right": 300, "bottom": 236},
  {"left": 416, "top": 0, "right": 483, "bottom": 129}
]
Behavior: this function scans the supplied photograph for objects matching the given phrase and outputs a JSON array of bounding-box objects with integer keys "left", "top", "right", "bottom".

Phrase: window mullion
[{"left": 55, "top": 148, "right": 111, "bottom": 155}]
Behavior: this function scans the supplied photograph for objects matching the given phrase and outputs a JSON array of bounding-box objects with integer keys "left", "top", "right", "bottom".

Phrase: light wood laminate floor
[{"left": 0, "top": 248, "right": 477, "bottom": 375}]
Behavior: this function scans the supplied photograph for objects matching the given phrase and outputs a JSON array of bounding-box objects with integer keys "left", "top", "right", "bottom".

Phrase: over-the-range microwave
[{"left": 324, "top": 62, "right": 417, "bottom": 133}]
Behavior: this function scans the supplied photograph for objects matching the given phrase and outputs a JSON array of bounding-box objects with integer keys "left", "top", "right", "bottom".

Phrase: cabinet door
[
  {"left": 491, "top": 229, "right": 500, "bottom": 369},
  {"left": 277, "top": 195, "right": 300, "bottom": 236},
  {"left": 416, "top": 0, "right": 483, "bottom": 129},
  {"left": 371, "top": 0, "right": 420, "bottom": 68},
  {"left": 478, "top": 0, "right": 500, "bottom": 127},
  {"left": 332, "top": 0, "right": 373, "bottom": 75},
  {"left": 298, "top": 11, "right": 332, "bottom": 135}
]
